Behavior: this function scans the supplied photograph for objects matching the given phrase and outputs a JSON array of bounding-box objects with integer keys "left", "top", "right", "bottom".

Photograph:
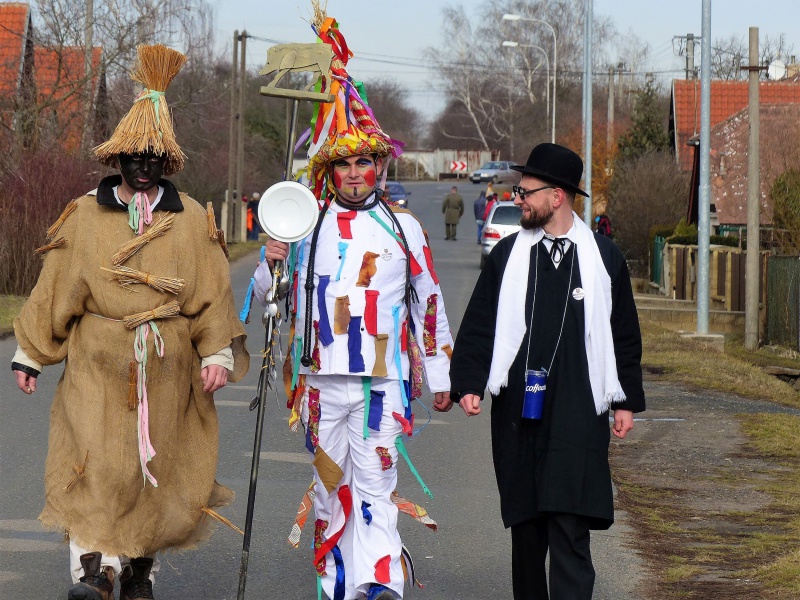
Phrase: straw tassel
[
  {"left": 102, "top": 265, "right": 185, "bottom": 295},
  {"left": 128, "top": 362, "right": 139, "bottom": 410},
  {"left": 46, "top": 200, "right": 77, "bottom": 240},
  {"left": 112, "top": 213, "right": 174, "bottom": 266},
  {"left": 216, "top": 229, "right": 229, "bottom": 258},
  {"left": 35, "top": 237, "right": 66, "bottom": 256},
  {"left": 207, "top": 202, "right": 218, "bottom": 240},
  {"left": 64, "top": 450, "right": 89, "bottom": 491},
  {"left": 123, "top": 300, "right": 180, "bottom": 329},
  {"left": 201, "top": 506, "right": 244, "bottom": 536}
]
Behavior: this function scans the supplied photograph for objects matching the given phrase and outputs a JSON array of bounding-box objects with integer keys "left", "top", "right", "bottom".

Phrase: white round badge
[{"left": 572, "top": 287, "right": 585, "bottom": 301}]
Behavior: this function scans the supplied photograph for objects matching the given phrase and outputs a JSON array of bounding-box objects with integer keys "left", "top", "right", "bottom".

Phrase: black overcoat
[{"left": 450, "top": 233, "right": 645, "bottom": 530}]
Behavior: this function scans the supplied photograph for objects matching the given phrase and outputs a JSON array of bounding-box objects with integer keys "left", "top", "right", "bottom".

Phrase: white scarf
[{"left": 486, "top": 212, "right": 626, "bottom": 414}]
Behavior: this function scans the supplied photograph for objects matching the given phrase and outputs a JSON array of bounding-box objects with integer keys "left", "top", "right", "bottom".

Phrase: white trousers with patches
[{"left": 303, "top": 375, "right": 405, "bottom": 600}]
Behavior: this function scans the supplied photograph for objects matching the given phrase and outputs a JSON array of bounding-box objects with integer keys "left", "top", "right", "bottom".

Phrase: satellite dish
[
  {"left": 257, "top": 181, "right": 319, "bottom": 242},
  {"left": 768, "top": 59, "right": 787, "bottom": 80}
]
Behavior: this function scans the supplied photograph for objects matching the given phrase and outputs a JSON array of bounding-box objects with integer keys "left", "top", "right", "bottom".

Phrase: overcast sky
[{"left": 212, "top": 0, "right": 798, "bottom": 119}]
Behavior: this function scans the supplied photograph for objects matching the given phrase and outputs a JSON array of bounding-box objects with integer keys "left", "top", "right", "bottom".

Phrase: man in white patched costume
[{"left": 253, "top": 12, "right": 453, "bottom": 600}]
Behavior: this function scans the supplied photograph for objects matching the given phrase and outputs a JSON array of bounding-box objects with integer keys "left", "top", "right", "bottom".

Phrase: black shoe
[
  {"left": 119, "top": 558, "right": 155, "bottom": 600},
  {"left": 68, "top": 553, "right": 115, "bottom": 600}
]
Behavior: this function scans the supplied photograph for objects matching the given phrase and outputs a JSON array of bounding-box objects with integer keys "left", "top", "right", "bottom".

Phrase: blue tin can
[{"left": 523, "top": 369, "right": 547, "bottom": 419}]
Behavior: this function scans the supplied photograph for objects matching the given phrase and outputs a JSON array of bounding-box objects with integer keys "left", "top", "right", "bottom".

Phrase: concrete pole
[
  {"left": 81, "top": 0, "right": 94, "bottom": 152},
  {"left": 687, "top": 33, "right": 696, "bottom": 80},
  {"left": 235, "top": 31, "right": 247, "bottom": 243},
  {"left": 696, "top": 0, "right": 712, "bottom": 334},
  {"left": 745, "top": 26, "right": 761, "bottom": 349},
  {"left": 582, "top": 0, "right": 593, "bottom": 225},
  {"left": 225, "top": 30, "right": 239, "bottom": 240},
  {"left": 607, "top": 66, "right": 615, "bottom": 152}
]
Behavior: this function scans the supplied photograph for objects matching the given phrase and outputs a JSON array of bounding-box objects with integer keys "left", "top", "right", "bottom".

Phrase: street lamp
[
  {"left": 502, "top": 13, "right": 557, "bottom": 144},
  {"left": 502, "top": 40, "right": 550, "bottom": 125}
]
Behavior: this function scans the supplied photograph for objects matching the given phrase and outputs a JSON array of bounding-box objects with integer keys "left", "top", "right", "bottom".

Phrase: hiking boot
[
  {"left": 67, "top": 552, "right": 115, "bottom": 600},
  {"left": 119, "top": 557, "right": 155, "bottom": 600},
  {"left": 366, "top": 584, "right": 395, "bottom": 600}
]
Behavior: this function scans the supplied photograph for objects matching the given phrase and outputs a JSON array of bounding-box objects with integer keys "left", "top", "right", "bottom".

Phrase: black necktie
[{"left": 547, "top": 237, "right": 566, "bottom": 263}]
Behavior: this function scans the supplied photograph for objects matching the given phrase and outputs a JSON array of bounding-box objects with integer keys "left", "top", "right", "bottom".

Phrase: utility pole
[
  {"left": 607, "top": 66, "right": 615, "bottom": 152},
  {"left": 744, "top": 27, "right": 763, "bottom": 349},
  {"left": 582, "top": 0, "right": 593, "bottom": 225},
  {"left": 696, "top": 1, "right": 712, "bottom": 335},
  {"left": 225, "top": 30, "right": 239, "bottom": 240},
  {"left": 686, "top": 33, "right": 696, "bottom": 80},
  {"left": 81, "top": 0, "right": 94, "bottom": 152},
  {"left": 235, "top": 31, "right": 248, "bottom": 243}
]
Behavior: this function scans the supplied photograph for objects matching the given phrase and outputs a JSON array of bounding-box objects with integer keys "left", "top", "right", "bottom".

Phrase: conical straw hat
[{"left": 94, "top": 44, "right": 187, "bottom": 176}]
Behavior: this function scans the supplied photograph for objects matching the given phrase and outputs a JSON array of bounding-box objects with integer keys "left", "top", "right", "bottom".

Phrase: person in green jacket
[{"left": 442, "top": 186, "right": 464, "bottom": 240}]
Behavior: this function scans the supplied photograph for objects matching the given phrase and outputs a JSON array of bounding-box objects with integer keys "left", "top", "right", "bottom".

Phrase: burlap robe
[{"left": 14, "top": 192, "right": 249, "bottom": 557}]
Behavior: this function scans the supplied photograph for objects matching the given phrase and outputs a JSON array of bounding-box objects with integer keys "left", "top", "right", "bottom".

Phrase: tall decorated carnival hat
[
  {"left": 305, "top": 3, "right": 403, "bottom": 198},
  {"left": 94, "top": 44, "right": 188, "bottom": 176}
]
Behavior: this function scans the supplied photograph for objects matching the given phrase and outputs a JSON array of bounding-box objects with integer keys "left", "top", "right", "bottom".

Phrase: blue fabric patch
[
  {"left": 361, "top": 500, "right": 373, "bottom": 525},
  {"left": 368, "top": 390, "right": 385, "bottom": 431},
  {"left": 332, "top": 545, "right": 345, "bottom": 600},
  {"left": 335, "top": 242, "right": 349, "bottom": 281},
  {"left": 348, "top": 316, "right": 365, "bottom": 372},
  {"left": 318, "top": 275, "right": 334, "bottom": 346}
]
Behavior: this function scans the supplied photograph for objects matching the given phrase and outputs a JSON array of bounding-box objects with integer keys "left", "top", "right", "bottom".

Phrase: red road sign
[{"left": 449, "top": 161, "right": 467, "bottom": 172}]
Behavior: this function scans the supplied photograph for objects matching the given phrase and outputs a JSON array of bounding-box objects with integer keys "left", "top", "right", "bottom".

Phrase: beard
[{"left": 520, "top": 204, "right": 554, "bottom": 230}]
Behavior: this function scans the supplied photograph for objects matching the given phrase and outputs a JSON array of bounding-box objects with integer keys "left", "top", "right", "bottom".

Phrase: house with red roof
[
  {"left": 0, "top": 1, "right": 106, "bottom": 150},
  {"left": 669, "top": 78, "right": 800, "bottom": 172}
]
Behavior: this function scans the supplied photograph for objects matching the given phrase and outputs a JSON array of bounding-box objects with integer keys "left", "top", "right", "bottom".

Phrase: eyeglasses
[{"left": 512, "top": 185, "right": 554, "bottom": 199}]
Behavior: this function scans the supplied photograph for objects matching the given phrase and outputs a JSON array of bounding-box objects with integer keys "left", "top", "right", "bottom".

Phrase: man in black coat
[{"left": 447, "top": 143, "right": 645, "bottom": 599}]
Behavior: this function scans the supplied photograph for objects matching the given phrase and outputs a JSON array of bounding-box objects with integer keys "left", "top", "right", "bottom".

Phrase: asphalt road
[{"left": 0, "top": 180, "right": 644, "bottom": 599}]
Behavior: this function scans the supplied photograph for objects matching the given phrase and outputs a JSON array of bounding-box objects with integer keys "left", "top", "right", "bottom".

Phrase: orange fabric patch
[
  {"left": 357, "top": 251, "right": 380, "bottom": 287},
  {"left": 334, "top": 295, "right": 351, "bottom": 335}
]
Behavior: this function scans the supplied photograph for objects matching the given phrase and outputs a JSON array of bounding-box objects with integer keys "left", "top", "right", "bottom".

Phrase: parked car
[
  {"left": 480, "top": 202, "right": 522, "bottom": 268},
  {"left": 380, "top": 180, "right": 411, "bottom": 207},
  {"left": 470, "top": 161, "right": 521, "bottom": 184}
]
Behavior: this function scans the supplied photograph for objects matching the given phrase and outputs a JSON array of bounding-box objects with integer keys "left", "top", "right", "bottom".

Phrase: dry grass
[
  {"left": 640, "top": 321, "right": 800, "bottom": 409},
  {"left": 616, "top": 322, "right": 800, "bottom": 596},
  {"left": 0, "top": 295, "right": 26, "bottom": 337}
]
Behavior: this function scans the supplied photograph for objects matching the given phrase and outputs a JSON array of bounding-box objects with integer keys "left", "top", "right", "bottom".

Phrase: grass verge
[
  {"left": 614, "top": 322, "right": 800, "bottom": 597},
  {"left": 0, "top": 295, "right": 26, "bottom": 337},
  {"left": 640, "top": 321, "right": 800, "bottom": 409}
]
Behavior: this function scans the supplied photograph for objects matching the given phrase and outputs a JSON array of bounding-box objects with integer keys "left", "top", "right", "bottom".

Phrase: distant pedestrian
[
  {"left": 483, "top": 193, "right": 498, "bottom": 223},
  {"left": 595, "top": 214, "right": 612, "bottom": 238},
  {"left": 443, "top": 185, "right": 464, "bottom": 240},
  {"left": 474, "top": 190, "right": 487, "bottom": 244},
  {"left": 247, "top": 192, "right": 261, "bottom": 240}
]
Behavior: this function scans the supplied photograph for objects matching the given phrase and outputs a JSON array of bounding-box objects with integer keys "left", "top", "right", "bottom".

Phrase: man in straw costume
[
  {"left": 449, "top": 143, "right": 644, "bottom": 598},
  {"left": 254, "top": 7, "right": 454, "bottom": 600},
  {"left": 11, "top": 44, "right": 249, "bottom": 600}
]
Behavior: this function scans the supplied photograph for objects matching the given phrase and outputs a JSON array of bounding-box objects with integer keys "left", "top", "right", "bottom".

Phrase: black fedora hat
[{"left": 510, "top": 143, "right": 589, "bottom": 197}]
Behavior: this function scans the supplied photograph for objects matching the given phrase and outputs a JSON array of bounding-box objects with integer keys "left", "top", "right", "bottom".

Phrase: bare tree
[
  {"left": 427, "top": 0, "right": 616, "bottom": 156},
  {"left": 711, "top": 33, "right": 795, "bottom": 80}
]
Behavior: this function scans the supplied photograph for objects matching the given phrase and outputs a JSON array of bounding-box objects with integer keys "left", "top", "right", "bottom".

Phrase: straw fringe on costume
[
  {"left": 15, "top": 194, "right": 248, "bottom": 557},
  {"left": 94, "top": 44, "right": 187, "bottom": 176}
]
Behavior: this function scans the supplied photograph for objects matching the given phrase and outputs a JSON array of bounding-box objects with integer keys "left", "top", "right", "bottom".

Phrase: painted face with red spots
[{"left": 330, "top": 154, "right": 382, "bottom": 205}]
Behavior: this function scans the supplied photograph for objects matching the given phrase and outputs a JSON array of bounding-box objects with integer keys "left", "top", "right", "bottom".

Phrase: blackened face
[{"left": 118, "top": 152, "right": 166, "bottom": 193}]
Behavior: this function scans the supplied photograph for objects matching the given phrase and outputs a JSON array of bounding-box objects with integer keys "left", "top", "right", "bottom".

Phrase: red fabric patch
[
  {"left": 400, "top": 320, "right": 408, "bottom": 352},
  {"left": 375, "top": 447, "right": 393, "bottom": 471},
  {"left": 422, "top": 245, "right": 439, "bottom": 284},
  {"left": 393, "top": 239, "right": 423, "bottom": 276},
  {"left": 314, "top": 485, "right": 353, "bottom": 567},
  {"left": 374, "top": 555, "right": 391, "bottom": 584},
  {"left": 364, "top": 290, "right": 379, "bottom": 335},
  {"left": 337, "top": 211, "right": 357, "bottom": 239},
  {"left": 392, "top": 411, "right": 413, "bottom": 437}
]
